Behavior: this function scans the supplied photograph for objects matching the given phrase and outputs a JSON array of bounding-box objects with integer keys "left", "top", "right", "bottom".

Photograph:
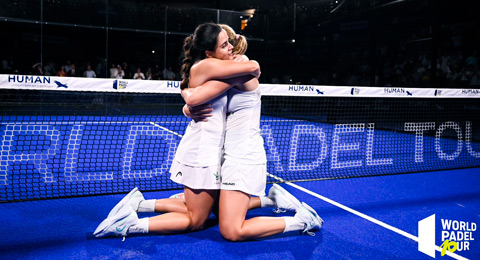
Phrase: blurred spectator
[
  {"left": 43, "top": 61, "right": 56, "bottom": 76},
  {"left": 64, "top": 60, "right": 72, "bottom": 74},
  {"left": 162, "top": 67, "right": 176, "bottom": 80},
  {"left": 133, "top": 68, "right": 145, "bottom": 80},
  {"left": 68, "top": 64, "right": 79, "bottom": 77},
  {"left": 116, "top": 65, "right": 125, "bottom": 79},
  {"left": 123, "top": 62, "right": 133, "bottom": 79},
  {"left": 56, "top": 65, "right": 67, "bottom": 77},
  {"left": 145, "top": 67, "right": 152, "bottom": 80},
  {"left": 95, "top": 60, "right": 105, "bottom": 78},
  {"left": 84, "top": 65, "right": 96, "bottom": 78},
  {"left": 152, "top": 64, "right": 162, "bottom": 80},
  {"left": 109, "top": 63, "right": 118, "bottom": 78},
  {"left": 32, "top": 62, "right": 43, "bottom": 75}
]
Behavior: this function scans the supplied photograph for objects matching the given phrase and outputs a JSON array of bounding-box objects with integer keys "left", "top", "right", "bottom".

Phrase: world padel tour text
[
  {"left": 440, "top": 219, "right": 477, "bottom": 255},
  {"left": 0, "top": 120, "right": 479, "bottom": 184}
]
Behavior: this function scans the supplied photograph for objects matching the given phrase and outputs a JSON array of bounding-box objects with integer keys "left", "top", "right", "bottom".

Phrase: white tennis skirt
[
  {"left": 220, "top": 159, "right": 267, "bottom": 197},
  {"left": 169, "top": 160, "right": 221, "bottom": 190}
]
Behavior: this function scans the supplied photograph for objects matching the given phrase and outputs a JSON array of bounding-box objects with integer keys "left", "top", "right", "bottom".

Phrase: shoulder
[{"left": 191, "top": 58, "right": 220, "bottom": 71}]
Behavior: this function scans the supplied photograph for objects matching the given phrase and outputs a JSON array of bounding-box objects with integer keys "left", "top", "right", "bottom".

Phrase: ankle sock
[
  {"left": 137, "top": 199, "right": 156, "bottom": 213},
  {"left": 259, "top": 196, "right": 275, "bottom": 208},
  {"left": 128, "top": 218, "right": 149, "bottom": 234},
  {"left": 283, "top": 216, "right": 305, "bottom": 233}
]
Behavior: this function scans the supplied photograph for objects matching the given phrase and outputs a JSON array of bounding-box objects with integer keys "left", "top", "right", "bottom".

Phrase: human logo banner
[
  {"left": 1, "top": 74, "right": 480, "bottom": 97},
  {"left": 0, "top": 74, "right": 180, "bottom": 93}
]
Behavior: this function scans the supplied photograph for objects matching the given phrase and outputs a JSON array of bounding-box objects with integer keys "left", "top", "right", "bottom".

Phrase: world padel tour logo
[
  {"left": 418, "top": 214, "right": 477, "bottom": 258},
  {"left": 351, "top": 88, "right": 360, "bottom": 95},
  {"left": 113, "top": 80, "right": 128, "bottom": 90}
]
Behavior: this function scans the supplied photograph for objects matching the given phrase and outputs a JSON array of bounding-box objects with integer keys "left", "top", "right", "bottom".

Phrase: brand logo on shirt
[
  {"left": 222, "top": 182, "right": 235, "bottom": 186},
  {"left": 176, "top": 172, "right": 182, "bottom": 177}
]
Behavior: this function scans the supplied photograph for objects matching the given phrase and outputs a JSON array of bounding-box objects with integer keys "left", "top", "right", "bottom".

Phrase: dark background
[{"left": 0, "top": 0, "right": 479, "bottom": 88}]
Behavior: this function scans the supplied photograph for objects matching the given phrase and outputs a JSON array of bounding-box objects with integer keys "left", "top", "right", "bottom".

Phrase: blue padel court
[
  {"left": 0, "top": 85, "right": 479, "bottom": 259},
  {"left": 0, "top": 167, "right": 479, "bottom": 260},
  {"left": 1, "top": 0, "right": 480, "bottom": 258}
]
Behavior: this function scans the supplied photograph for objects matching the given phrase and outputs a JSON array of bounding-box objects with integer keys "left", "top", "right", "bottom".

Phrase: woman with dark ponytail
[
  {"left": 94, "top": 23, "right": 322, "bottom": 240},
  {"left": 94, "top": 23, "right": 263, "bottom": 238}
]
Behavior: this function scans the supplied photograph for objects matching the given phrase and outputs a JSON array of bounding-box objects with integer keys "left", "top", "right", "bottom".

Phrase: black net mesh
[{"left": 0, "top": 88, "right": 479, "bottom": 201}]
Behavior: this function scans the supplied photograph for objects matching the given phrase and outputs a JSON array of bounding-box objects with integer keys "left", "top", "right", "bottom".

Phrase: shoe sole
[
  {"left": 271, "top": 183, "right": 302, "bottom": 210},
  {"left": 107, "top": 187, "right": 139, "bottom": 218},
  {"left": 301, "top": 202, "right": 324, "bottom": 229}
]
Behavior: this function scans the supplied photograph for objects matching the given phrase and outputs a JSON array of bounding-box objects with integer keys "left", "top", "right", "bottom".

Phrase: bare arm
[
  {"left": 190, "top": 59, "right": 260, "bottom": 87},
  {"left": 182, "top": 80, "right": 230, "bottom": 107},
  {"left": 182, "top": 75, "right": 255, "bottom": 107}
]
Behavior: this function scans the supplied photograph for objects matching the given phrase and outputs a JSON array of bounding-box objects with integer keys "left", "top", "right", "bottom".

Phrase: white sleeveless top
[
  {"left": 173, "top": 94, "right": 227, "bottom": 167},
  {"left": 223, "top": 87, "right": 266, "bottom": 164}
]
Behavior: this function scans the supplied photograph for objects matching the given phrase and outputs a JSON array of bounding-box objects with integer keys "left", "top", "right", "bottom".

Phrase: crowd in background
[
  {"left": 1, "top": 59, "right": 179, "bottom": 81},
  {"left": 1, "top": 15, "right": 479, "bottom": 88},
  {"left": 1, "top": 49, "right": 479, "bottom": 88}
]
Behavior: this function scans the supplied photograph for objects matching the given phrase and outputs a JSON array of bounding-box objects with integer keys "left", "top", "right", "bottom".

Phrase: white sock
[
  {"left": 259, "top": 196, "right": 275, "bottom": 208},
  {"left": 128, "top": 218, "right": 149, "bottom": 234},
  {"left": 137, "top": 199, "right": 156, "bottom": 213},
  {"left": 283, "top": 217, "right": 305, "bottom": 233}
]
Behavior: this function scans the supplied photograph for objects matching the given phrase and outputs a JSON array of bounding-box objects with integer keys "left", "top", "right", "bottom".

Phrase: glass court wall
[{"left": 0, "top": 0, "right": 267, "bottom": 80}]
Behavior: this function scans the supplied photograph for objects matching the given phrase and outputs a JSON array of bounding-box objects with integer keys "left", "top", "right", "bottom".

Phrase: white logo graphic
[{"left": 418, "top": 214, "right": 476, "bottom": 259}]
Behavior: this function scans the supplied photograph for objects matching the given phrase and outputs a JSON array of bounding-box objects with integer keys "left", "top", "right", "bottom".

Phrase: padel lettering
[{"left": 0, "top": 120, "right": 478, "bottom": 184}]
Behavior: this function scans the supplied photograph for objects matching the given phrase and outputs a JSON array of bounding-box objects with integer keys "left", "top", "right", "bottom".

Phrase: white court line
[
  {"left": 149, "top": 122, "right": 184, "bottom": 138},
  {"left": 268, "top": 173, "right": 469, "bottom": 260}
]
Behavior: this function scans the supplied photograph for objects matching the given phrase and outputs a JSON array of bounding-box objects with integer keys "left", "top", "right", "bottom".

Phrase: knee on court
[
  {"left": 219, "top": 224, "right": 245, "bottom": 242},
  {"left": 187, "top": 213, "right": 208, "bottom": 231}
]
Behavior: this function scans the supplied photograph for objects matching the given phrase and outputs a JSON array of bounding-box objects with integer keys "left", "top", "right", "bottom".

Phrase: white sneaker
[
  {"left": 94, "top": 204, "right": 139, "bottom": 238},
  {"left": 107, "top": 187, "right": 144, "bottom": 218},
  {"left": 268, "top": 184, "right": 302, "bottom": 212},
  {"left": 295, "top": 202, "right": 324, "bottom": 236},
  {"left": 169, "top": 192, "right": 185, "bottom": 200}
]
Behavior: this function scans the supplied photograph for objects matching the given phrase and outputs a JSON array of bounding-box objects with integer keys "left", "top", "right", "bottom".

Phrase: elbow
[
  {"left": 182, "top": 91, "right": 200, "bottom": 107},
  {"left": 250, "top": 60, "right": 260, "bottom": 72},
  {"left": 248, "top": 61, "right": 261, "bottom": 77},
  {"left": 185, "top": 100, "right": 200, "bottom": 107},
  {"left": 184, "top": 96, "right": 202, "bottom": 107}
]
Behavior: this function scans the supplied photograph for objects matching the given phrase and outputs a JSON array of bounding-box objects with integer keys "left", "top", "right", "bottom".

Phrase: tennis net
[{"left": 0, "top": 75, "right": 479, "bottom": 201}]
